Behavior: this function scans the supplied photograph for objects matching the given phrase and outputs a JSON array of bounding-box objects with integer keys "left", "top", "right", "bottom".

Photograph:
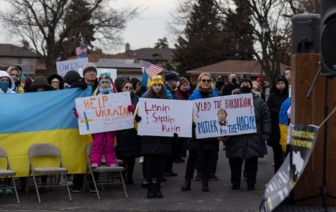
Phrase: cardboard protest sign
[
  {"left": 192, "top": 93, "right": 256, "bottom": 139},
  {"left": 260, "top": 124, "right": 318, "bottom": 212},
  {"left": 56, "top": 57, "right": 89, "bottom": 77},
  {"left": 137, "top": 98, "right": 192, "bottom": 137},
  {"left": 75, "top": 92, "right": 134, "bottom": 135}
]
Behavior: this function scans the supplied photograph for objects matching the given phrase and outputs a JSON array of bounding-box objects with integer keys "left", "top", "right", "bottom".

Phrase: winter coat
[
  {"left": 165, "top": 85, "right": 180, "bottom": 100},
  {"left": 266, "top": 77, "right": 289, "bottom": 146},
  {"left": 140, "top": 90, "right": 172, "bottom": 155},
  {"left": 176, "top": 89, "right": 190, "bottom": 100},
  {"left": 187, "top": 89, "right": 220, "bottom": 152},
  {"left": 116, "top": 93, "right": 142, "bottom": 158},
  {"left": 226, "top": 92, "right": 271, "bottom": 158},
  {"left": 221, "top": 83, "right": 239, "bottom": 96}
]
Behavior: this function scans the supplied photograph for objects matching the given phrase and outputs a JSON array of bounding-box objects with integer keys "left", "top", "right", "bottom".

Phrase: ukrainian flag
[
  {"left": 0, "top": 88, "right": 92, "bottom": 176},
  {"left": 279, "top": 97, "right": 291, "bottom": 153}
]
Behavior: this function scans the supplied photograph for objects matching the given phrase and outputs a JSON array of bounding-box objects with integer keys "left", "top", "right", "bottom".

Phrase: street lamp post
[{"left": 261, "top": 23, "right": 270, "bottom": 77}]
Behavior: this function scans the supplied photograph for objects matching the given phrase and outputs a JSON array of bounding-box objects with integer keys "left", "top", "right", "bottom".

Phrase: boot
[
  {"left": 202, "top": 180, "right": 209, "bottom": 192},
  {"left": 154, "top": 185, "right": 163, "bottom": 198},
  {"left": 146, "top": 186, "right": 154, "bottom": 198},
  {"left": 181, "top": 179, "right": 191, "bottom": 191}
]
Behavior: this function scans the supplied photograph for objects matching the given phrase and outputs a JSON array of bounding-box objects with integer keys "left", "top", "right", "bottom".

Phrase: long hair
[
  {"left": 146, "top": 85, "right": 168, "bottom": 99},
  {"left": 196, "top": 72, "right": 214, "bottom": 90}
]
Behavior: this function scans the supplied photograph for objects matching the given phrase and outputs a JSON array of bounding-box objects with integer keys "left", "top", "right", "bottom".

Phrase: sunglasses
[
  {"left": 201, "top": 79, "right": 211, "bottom": 83},
  {"left": 124, "top": 86, "right": 133, "bottom": 89}
]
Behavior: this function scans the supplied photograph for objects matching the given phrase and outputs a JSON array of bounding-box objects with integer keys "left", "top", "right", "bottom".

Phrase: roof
[
  {"left": 95, "top": 59, "right": 142, "bottom": 69},
  {"left": 68, "top": 53, "right": 139, "bottom": 63},
  {"left": 123, "top": 48, "right": 174, "bottom": 61},
  {"left": 186, "top": 60, "right": 288, "bottom": 76},
  {"left": 0, "top": 59, "right": 14, "bottom": 67},
  {"left": 0, "top": 44, "right": 40, "bottom": 58}
]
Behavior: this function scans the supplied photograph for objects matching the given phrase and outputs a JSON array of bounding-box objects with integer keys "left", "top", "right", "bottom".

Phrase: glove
[
  {"left": 73, "top": 108, "right": 78, "bottom": 118},
  {"left": 192, "top": 122, "right": 196, "bottom": 128},
  {"left": 173, "top": 133, "right": 178, "bottom": 139},
  {"left": 135, "top": 114, "right": 142, "bottom": 123},
  {"left": 127, "top": 105, "right": 134, "bottom": 113},
  {"left": 262, "top": 133, "right": 269, "bottom": 141},
  {"left": 78, "top": 81, "right": 87, "bottom": 90}
]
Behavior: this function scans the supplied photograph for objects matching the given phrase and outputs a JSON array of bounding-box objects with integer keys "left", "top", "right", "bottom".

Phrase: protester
[
  {"left": 221, "top": 73, "right": 239, "bottom": 96},
  {"left": 135, "top": 75, "right": 173, "bottom": 198},
  {"left": 6, "top": 66, "right": 20, "bottom": 92},
  {"left": 225, "top": 79, "right": 271, "bottom": 190},
  {"left": 285, "top": 67, "right": 291, "bottom": 85},
  {"left": 181, "top": 72, "right": 219, "bottom": 192},
  {"left": 267, "top": 76, "right": 289, "bottom": 173},
  {"left": 25, "top": 76, "right": 55, "bottom": 92},
  {"left": 116, "top": 80, "right": 141, "bottom": 185},
  {"left": 63, "top": 70, "right": 81, "bottom": 88},
  {"left": 47, "top": 74, "right": 64, "bottom": 90},
  {"left": 0, "top": 70, "right": 15, "bottom": 94},
  {"left": 252, "top": 80, "right": 265, "bottom": 100},
  {"left": 130, "top": 78, "right": 141, "bottom": 92},
  {"left": 71, "top": 63, "right": 99, "bottom": 193},
  {"left": 114, "top": 77, "right": 127, "bottom": 92}
]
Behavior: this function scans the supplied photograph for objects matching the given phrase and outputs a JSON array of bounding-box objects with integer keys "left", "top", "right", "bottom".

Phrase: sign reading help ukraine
[
  {"left": 0, "top": 87, "right": 92, "bottom": 177},
  {"left": 75, "top": 92, "right": 134, "bottom": 135},
  {"left": 137, "top": 98, "right": 193, "bottom": 137},
  {"left": 192, "top": 93, "right": 256, "bottom": 139}
]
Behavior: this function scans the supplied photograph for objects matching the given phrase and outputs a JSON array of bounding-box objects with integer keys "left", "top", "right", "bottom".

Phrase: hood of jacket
[{"left": 0, "top": 70, "right": 15, "bottom": 90}]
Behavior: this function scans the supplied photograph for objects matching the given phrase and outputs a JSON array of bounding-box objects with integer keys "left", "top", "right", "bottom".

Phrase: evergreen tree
[
  {"left": 173, "top": 0, "right": 235, "bottom": 75},
  {"left": 61, "top": 0, "right": 96, "bottom": 60}
]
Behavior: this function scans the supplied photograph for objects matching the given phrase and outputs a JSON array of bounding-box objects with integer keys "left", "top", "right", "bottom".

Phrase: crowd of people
[{"left": 0, "top": 64, "right": 292, "bottom": 199}]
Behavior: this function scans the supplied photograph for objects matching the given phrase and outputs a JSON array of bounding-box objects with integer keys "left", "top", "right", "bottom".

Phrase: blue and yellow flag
[
  {"left": 279, "top": 97, "right": 291, "bottom": 153},
  {"left": 0, "top": 88, "right": 92, "bottom": 176}
]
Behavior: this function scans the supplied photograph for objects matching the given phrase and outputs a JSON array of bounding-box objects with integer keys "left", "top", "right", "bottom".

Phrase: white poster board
[
  {"left": 192, "top": 93, "right": 256, "bottom": 139},
  {"left": 137, "top": 98, "right": 193, "bottom": 138},
  {"left": 75, "top": 92, "right": 134, "bottom": 135},
  {"left": 56, "top": 57, "right": 89, "bottom": 77},
  {"left": 97, "top": 68, "right": 117, "bottom": 82}
]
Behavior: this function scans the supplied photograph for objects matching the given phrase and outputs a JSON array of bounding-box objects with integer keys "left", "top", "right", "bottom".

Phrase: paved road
[{"left": 0, "top": 145, "right": 307, "bottom": 211}]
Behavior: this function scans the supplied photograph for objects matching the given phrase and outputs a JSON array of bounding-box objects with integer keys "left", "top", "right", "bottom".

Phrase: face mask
[
  {"left": 99, "top": 87, "right": 113, "bottom": 94},
  {"left": 231, "top": 78, "right": 237, "bottom": 84},
  {"left": 186, "top": 86, "right": 191, "bottom": 91},
  {"left": 176, "top": 81, "right": 180, "bottom": 88},
  {"left": 240, "top": 86, "right": 251, "bottom": 93},
  {"left": 0, "top": 81, "right": 9, "bottom": 90}
]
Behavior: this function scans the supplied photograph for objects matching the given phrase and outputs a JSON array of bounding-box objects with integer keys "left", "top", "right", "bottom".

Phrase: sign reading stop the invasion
[
  {"left": 137, "top": 98, "right": 192, "bottom": 138},
  {"left": 192, "top": 93, "right": 256, "bottom": 139},
  {"left": 75, "top": 92, "right": 134, "bottom": 135}
]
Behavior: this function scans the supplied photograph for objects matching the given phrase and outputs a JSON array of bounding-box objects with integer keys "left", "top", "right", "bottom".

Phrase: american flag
[
  {"left": 76, "top": 44, "right": 87, "bottom": 56},
  {"left": 140, "top": 60, "right": 163, "bottom": 77}
]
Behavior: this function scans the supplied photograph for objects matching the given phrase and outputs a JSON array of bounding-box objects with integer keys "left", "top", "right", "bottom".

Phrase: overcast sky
[{"left": 0, "top": 0, "right": 177, "bottom": 53}]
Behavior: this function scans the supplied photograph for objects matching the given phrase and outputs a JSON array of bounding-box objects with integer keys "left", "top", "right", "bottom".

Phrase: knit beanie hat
[
  {"left": 98, "top": 72, "right": 112, "bottom": 83},
  {"left": 150, "top": 75, "right": 164, "bottom": 86},
  {"left": 239, "top": 78, "right": 252, "bottom": 88},
  {"left": 82, "top": 63, "right": 97, "bottom": 76},
  {"left": 63, "top": 70, "right": 81, "bottom": 85}
]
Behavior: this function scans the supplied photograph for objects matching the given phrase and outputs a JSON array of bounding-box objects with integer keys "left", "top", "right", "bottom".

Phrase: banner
[
  {"left": 75, "top": 92, "right": 134, "bottom": 135},
  {"left": 260, "top": 124, "right": 319, "bottom": 212},
  {"left": 137, "top": 98, "right": 193, "bottom": 137},
  {"left": 192, "top": 93, "right": 256, "bottom": 139},
  {"left": 56, "top": 57, "right": 89, "bottom": 77},
  {"left": 0, "top": 88, "right": 93, "bottom": 177}
]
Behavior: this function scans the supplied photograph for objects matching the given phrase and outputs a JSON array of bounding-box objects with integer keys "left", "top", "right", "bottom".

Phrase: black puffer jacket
[
  {"left": 141, "top": 136, "right": 172, "bottom": 155},
  {"left": 226, "top": 92, "right": 271, "bottom": 158},
  {"left": 266, "top": 76, "right": 289, "bottom": 146},
  {"left": 116, "top": 93, "right": 141, "bottom": 158}
]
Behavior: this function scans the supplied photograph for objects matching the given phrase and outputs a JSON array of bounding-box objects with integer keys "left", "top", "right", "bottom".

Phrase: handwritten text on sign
[
  {"left": 75, "top": 92, "right": 134, "bottom": 135},
  {"left": 192, "top": 93, "right": 256, "bottom": 139},
  {"left": 56, "top": 57, "right": 89, "bottom": 77},
  {"left": 137, "top": 98, "right": 192, "bottom": 138}
]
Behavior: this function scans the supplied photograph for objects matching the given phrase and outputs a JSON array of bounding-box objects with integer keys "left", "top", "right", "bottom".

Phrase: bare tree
[{"left": 0, "top": 0, "right": 139, "bottom": 76}]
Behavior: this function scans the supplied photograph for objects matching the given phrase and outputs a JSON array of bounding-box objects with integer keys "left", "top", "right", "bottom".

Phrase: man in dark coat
[
  {"left": 221, "top": 73, "right": 239, "bottom": 96},
  {"left": 266, "top": 76, "right": 289, "bottom": 173},
  {"left": 225, "top": 79, "right": 271, "bottom": 190}
]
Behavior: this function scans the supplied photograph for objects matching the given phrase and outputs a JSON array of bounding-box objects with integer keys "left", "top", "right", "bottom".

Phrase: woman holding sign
[
  {"left": 181, "top": 72, "right": 219, "bottom": 192},
  {"left": 225, "top": 79, "right": 271, "bottom": 190},
  {"left": 135, "top": 75, "right": 173, "bottom": 198}
]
